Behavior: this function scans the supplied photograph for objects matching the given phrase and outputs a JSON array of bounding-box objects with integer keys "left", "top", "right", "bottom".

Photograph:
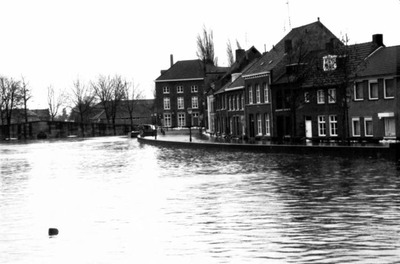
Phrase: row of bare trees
[
  {"left": 0, "top": 74, "right": 144, "bottom": 139},
  {"left": 0, "top": 76, "right": 32, "bottom": 138}
]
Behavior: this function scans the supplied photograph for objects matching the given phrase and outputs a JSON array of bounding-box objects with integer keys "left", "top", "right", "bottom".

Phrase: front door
[{"left": 305, "top": 119, "right": 312, "bottom": 138}]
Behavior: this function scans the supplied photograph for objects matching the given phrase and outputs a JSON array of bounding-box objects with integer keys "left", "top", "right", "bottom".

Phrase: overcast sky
[{"left": 1, "top": 0, "right": 399, "bottom": 108}]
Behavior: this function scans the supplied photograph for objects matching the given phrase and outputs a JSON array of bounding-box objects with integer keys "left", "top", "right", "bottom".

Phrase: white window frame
[
  {"left": 191, "top": 85, "right": 198, "bottom": 93},
  {"left": 256, "top": 84, "right": 261, "bottom": 103},
  {"left": 163, "top": 86, "right": 170, "bottom": 94},
  {"left": 265, "top": 114, "right": 270, "bottom": 136},
  {"left": 364, "top": 117, "right": 373, "bottom": 137},
  {"left": 177, "top": 113, "right": 185, "bottom": 127},
  {"left": 192, "top": 96, "right": 198, "bottom": 109},
  {"left": 328, "top": 88, "right": 336, "bottom": 104},
  {"left": 368, "top": 80, "right": 378, "bottom": 100},
  {"left": 163, "top": 97, "right": 170, "bottom": 110},
  {"left": 318, "top": 115, "right": 326, "bottom": 136},
  {"left": 257, "top": 114, "right": 262, "bottom": 135},
  {"left": 177, "top": 97, "right": 184, "bottom": 109},
  {"left": 263, "top": 83, "right": 269, "bottom": 103},
  {"left": 384, "top": 78, "right": 394, "bottom": 99},
  {"left": 352, "top": 117, "right": 361, "bottom": 137},
  {"left": 354, "top": 82, "right": 364, "bottom": 101},
  {"left": 249, "top": 86, "right": 253, "bottom": 104},
  {"left": 177, "top": 86, "right": 184, "bottom": 93},
  {"left": 164, "top": 113, "right": 172, "bottom": 127},
  {"left": 304, "top": 92, "right": 310, "bottom": 103},
  {"left": 329, "top": 115, "right": 338, "bottom": 136},
  {"left": 317, "top": 90, "right": 325, "bottom": 104}
]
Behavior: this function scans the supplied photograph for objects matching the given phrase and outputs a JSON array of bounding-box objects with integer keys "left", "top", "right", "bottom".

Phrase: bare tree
[
  {"left": 226, "top": 40, "right": 234, "bottom": 67},
  {"left": 123, "top": 79, "right": 143, "bottom": 129},
  {"left": 20, "top": 76, "right": 32, "bottom": 139},
  {"left": 71, "top": 78, "right": 96, "bottom": 136},
  {"left": 196, "top": 26, "right": 217, "bottom": 66},
  {"left": 0, "top": 77, "right": 21, "bottom": 139},
  {"left": 47, "top": 85, "right": 66, "bottom": 121},
  {"left": 91, "top": 75, "right": 126, "bottom": 135}
]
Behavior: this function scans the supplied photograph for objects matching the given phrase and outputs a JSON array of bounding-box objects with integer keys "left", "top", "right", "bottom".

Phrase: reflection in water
[{"left": 1, "top": 137, "right": 399, "bottom": 263}]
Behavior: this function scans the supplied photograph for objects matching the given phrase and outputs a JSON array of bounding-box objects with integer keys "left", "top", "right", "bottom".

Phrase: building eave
[{"left": 242, "top": 71, "right": 271, "bottom": 79}]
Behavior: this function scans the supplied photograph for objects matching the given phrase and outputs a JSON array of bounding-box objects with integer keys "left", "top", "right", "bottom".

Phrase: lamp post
[{"left": 187, "top": 108, "right": 192, "bottom": 142}]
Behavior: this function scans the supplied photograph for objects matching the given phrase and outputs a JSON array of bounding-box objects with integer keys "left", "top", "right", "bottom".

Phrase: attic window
[
  {"left": 269, "top": 60, "right": 273, "bottom": 64},
  {"left": 323, "top": 55, "right": 337, "bottom": 71},
  {"left": 260, "top": 62, "right": 265, "bottom": 66}
]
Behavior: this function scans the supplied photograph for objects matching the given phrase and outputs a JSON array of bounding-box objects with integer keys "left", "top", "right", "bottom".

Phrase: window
[
  {"left": 352, "top": 117, "right": 361, "bottom": 137},
  {"left": 236, "top": 95, "right": 239, "bottom": 110},
  {"left": 177, "top": 113, "right": 185, "bottom": 127},
  {"left": 354, "top": 82, "right": 364, "bottom": 100},
  {"left": 249, "top": 86, "right": 253, "bottom": 104},
  {"left": 384, "top": 117, "right": 396, "bottom": 137},
  {"left": 323, "top": 55, "right": 337, "bottom": 71},
  {"left": 192, "top": 96, "right": 198, "bottom": 109},
  {"left": 304, "top": 92, "right": 310, "bottom": 103},
  {"left": 317, "top": 90, "right": 325, "bottom": 104},
  {"left": 328, "top": 88, "right": 336, "bottom": 103},
  {"left": 228, "top": 96, "right": 232, "bottom": 110},
  {"left": 163, "top": 97, "right": 170, "bottom": 110},
  {"left": 365, "top": 117, "right": 373, "bottom": 137},
  {"left": 241, "top": 94, "right": 244, "bottom": 109},
  {"left": 329, "top": 115, "right": 338, "bottom": 136},
  {"left": 191, "top": 85, "right": 198, "bottom": 93},
  {"left": 164, "top": 113, "right": 172, "bottom": 127},
  {"left": 369, "top": 80, "right": 378, "bottom": 100},
  {"left": 163, "top": 86, "right": 170, "bottom": 94},
  {"left": 263, "top": 83, "right": 269, "bottom": 103},
  {"left": 384, "top": 79, "right": 394, "bottom": 99},
  {"left": 177, "top": 86, "right": 183, "bottom": 93},
  {"left": 257, "top": 114, "right": 262, "bottom": 135},
  {"left": 318, "top": 115, "right": 326, "bottom": 136},
  {"left": 256, "top": 84, "right": 261, "bottom": 103},
  {"left": 177, "top": 97, "right": 184, "bottom": 109},
  {"left": 265, "top": 114, "right": 270, "bottom": 136}
]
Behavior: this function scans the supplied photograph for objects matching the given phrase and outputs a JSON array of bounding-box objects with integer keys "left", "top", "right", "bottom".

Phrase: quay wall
[{"left": 137, "top": 137, "right": 400, "bottom": 161}]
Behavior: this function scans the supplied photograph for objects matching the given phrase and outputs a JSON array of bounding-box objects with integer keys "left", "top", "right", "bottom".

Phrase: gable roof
[
  {"left": 155, "top": 59, "right": 228, "bottom": 82},
  {"left": 243, "top": 20, "right": 339, "bottom": 81},
  {"left": 358, "top": 45, "right": 400, "bottom": 77}
]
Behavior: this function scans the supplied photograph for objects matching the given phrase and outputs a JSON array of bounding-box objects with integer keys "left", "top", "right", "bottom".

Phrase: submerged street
[{"left": 1, "top": 136, "right": 399, "bottom": 263}]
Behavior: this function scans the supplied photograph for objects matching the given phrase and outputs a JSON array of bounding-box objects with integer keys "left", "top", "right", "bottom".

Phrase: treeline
[{"left": 0, "top": 74, "right": 145, "bottom": 139}]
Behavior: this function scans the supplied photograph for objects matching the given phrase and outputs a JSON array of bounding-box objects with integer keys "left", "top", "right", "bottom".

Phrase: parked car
[
  {"left": 130, "top": 125, "right": 140, "bottom": 138},
  {"left": 138, "top": 124, "right": 157, "bottom": 137}
]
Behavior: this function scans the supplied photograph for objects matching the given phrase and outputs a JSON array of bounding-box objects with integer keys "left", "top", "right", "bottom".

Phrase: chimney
[
  {"left": 235, "top": 49, "right": 245, "bottom": 62},
  {"left": 372, "top": 34, "right": 383, "bottom": 46},
  {"left": 170, "top": 54, "right": 174, "bottom": 67},
  {"left": 285, "top": 39, "right": 292, "bottom": 53}
]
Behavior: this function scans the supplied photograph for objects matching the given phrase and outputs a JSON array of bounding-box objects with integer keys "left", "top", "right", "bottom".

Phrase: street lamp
[{"left": 187, "top": 108, "right": 192, "bottom": 142}]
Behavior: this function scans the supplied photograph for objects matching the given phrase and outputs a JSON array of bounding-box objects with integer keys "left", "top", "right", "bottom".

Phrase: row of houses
[{"left": 154, "top": 19, "right": 400, "bottom": 143}]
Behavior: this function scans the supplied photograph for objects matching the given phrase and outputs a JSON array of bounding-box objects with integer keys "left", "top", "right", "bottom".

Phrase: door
[{"left": 305, "top": 119, "right": 312, "bottom": 138}]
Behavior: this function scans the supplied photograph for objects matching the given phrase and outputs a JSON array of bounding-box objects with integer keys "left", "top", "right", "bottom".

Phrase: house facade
[
  {"left": 242, "top": 20, "right": 339, "bottom": 140},
  {"left": 155, "top": 58, "right": 227, "bottom": 128},
  {"left": 210, "top": 47, "right": 261, "bottom": 136},
  {"left": 348, "top": 45, "right": 400, "bottom": 141}
]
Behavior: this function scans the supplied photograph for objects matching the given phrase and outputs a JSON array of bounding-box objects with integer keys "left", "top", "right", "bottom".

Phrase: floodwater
[{"left": 1, "top": 136, "right": 399, "bottom": 264}]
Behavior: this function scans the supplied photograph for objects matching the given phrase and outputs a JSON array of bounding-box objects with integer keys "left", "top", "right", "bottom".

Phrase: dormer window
[{"left": 323, "top": 55, "right": 337, "bottom": 71}]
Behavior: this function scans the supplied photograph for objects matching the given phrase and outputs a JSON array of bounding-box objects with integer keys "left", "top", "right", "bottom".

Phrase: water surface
[{"left": 1, "top": 137, "right": 399, "bottom": 263}]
